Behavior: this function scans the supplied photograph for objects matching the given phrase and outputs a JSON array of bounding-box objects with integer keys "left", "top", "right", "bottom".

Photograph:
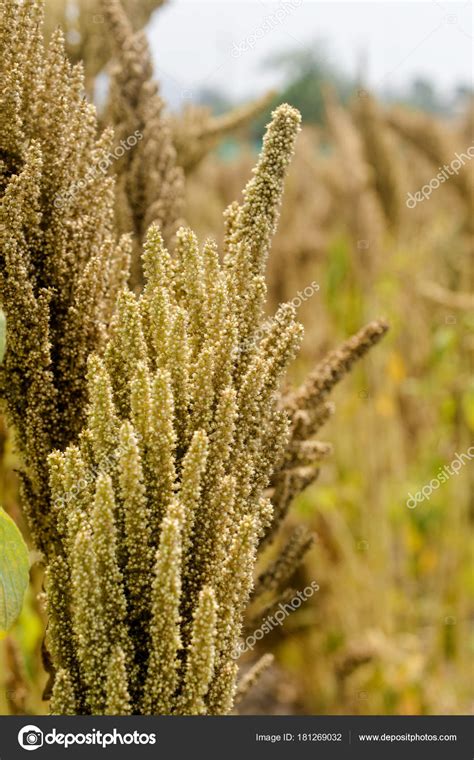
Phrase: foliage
[
  {"left": 250, "top": 45, "right": 354, "bottom": 137},
  {"left": 0, "top": 507, "right": 29, "bottom": 633}
]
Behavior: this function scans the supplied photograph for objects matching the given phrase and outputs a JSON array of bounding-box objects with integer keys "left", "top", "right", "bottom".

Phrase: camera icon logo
[{"left": 18, "top": 725, "right": 44, "bottom": 751}]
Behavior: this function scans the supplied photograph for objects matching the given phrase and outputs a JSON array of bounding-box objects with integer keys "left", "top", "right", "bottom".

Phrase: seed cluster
[
  {"left": 0, "top": 0, "right": 129, "bottom": 553},
  {"left": 46, "top": 104, "right": 304, "bottom": 715}
]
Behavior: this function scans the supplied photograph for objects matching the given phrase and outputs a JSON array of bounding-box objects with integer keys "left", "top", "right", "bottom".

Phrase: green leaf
[
  {"left": 0, "top": 308, "right": 5, "bottom": 364},
  {"left": 0, "top": 507, "right": 29, "bottom": 632}
]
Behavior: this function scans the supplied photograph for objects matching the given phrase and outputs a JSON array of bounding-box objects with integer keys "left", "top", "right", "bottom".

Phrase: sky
[{"left": 145, "top": 0, "right": 473, "bottom": 108}]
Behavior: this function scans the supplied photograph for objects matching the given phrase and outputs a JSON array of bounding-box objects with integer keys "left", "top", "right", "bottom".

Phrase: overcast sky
[{"left": 145, "top": 0, "right": 473, "bottom": 108}]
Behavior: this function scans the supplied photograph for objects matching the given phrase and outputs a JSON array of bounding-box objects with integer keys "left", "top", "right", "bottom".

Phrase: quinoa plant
[
  {"left": 46, "top": 104, "right": 305, "bottom": 714},
  {"left": 0, "top": 0, "right": 130, "bottom": 553},
  {"left": 0, "top": 0, "right": 389, "bottom": 716}
]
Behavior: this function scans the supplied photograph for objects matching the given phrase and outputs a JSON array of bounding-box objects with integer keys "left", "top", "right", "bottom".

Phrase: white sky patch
[{"left": 147, "top": 1, "right": 472, "bottom": 108}]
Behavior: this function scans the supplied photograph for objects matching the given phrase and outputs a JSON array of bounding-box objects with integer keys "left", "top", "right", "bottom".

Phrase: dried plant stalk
[{"left": 103, "top": 0, "right": 184, "bottom": 261}]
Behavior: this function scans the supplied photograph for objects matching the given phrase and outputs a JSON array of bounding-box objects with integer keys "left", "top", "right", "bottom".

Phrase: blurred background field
[{"left": 1, "top": 0, "right": 473, "bottom": 715}]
